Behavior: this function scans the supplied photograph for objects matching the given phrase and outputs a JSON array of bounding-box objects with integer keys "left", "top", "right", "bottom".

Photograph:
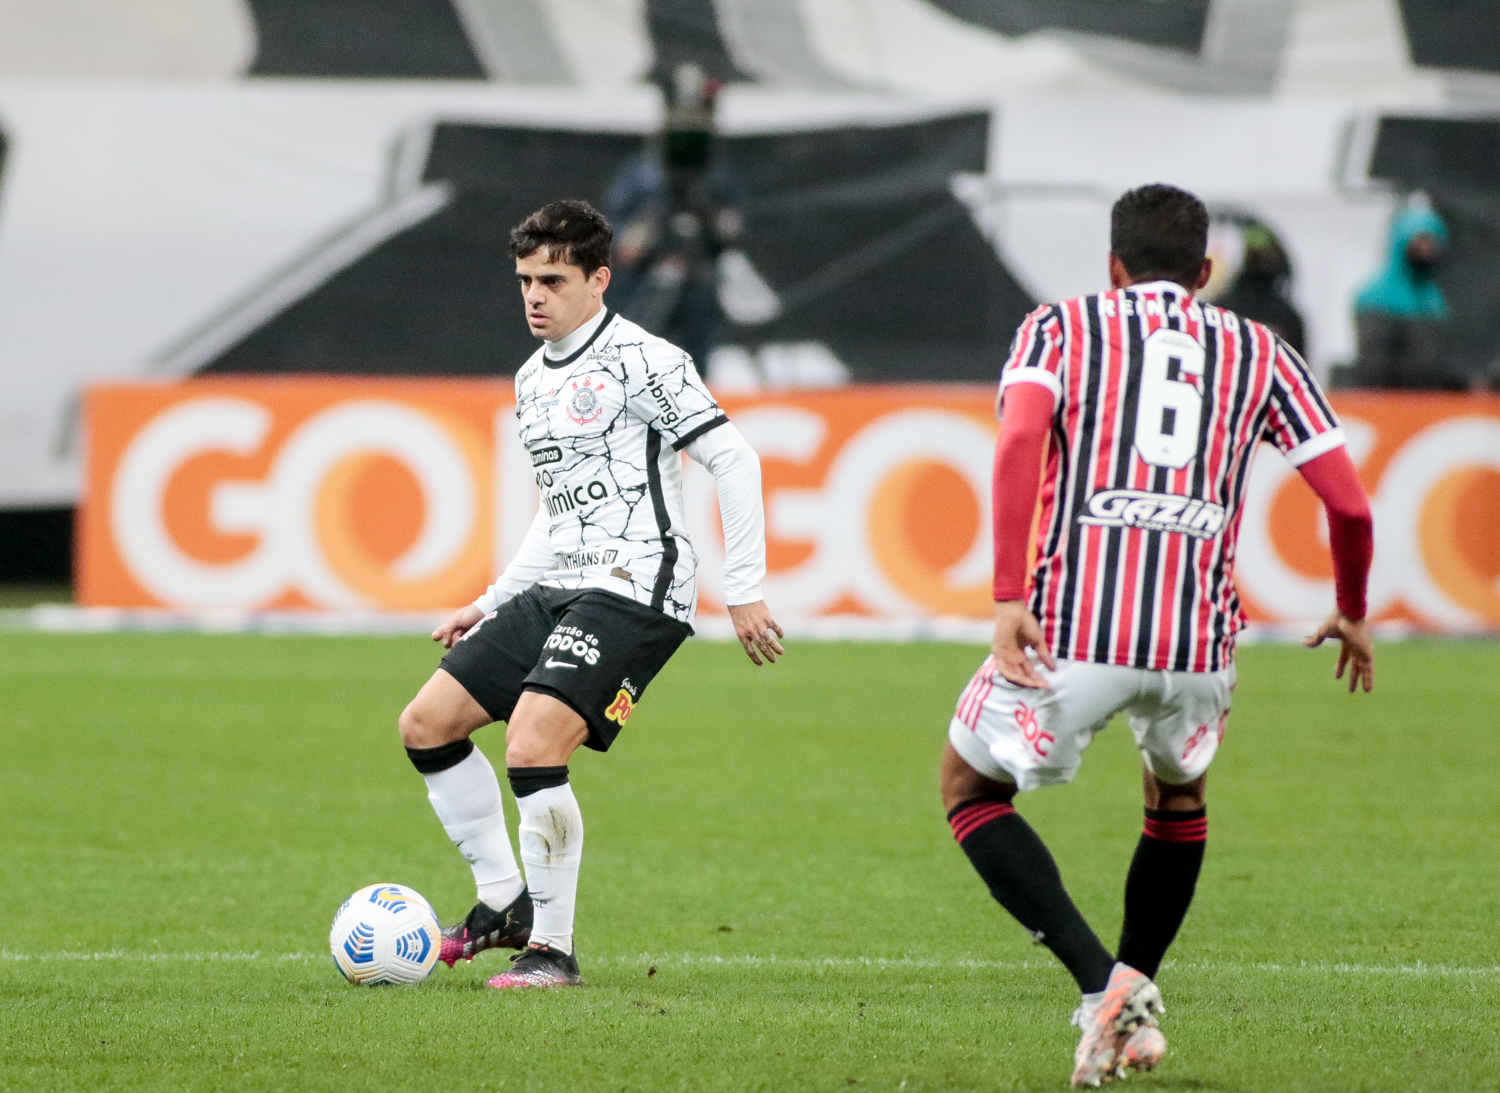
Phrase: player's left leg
[
  {"left": 487, "top": 691, "right": 590, "bottom": 989},
  {"left": 945, "top": 658, "right": 1167, "bottom": 1087},
  {"left": 487, "top": 589, "right": 691, "bottom": 990},
  {"left": 940, "top": 745, "right": 1115, "bottom": 995}
]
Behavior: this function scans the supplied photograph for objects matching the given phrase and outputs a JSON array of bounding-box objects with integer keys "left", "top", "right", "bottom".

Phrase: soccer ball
[{"left": 329, "top": 883, "right": 441, "bottom": 985}]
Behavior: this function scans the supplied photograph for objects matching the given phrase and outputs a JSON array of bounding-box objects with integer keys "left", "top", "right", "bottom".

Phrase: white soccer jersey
[{"left": 476, "top": 308, "right": 753, "bottom": 624}]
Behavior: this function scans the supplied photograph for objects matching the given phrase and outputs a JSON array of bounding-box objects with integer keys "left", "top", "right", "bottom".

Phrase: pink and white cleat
[
  {"left": 1069, "top": 963, "right": 1165, "bottom": 1088},
  {"left": 438, "top": 890, "right": 532, "bottom": 968},
  {"left": 487, "top": 943, "right": 583, "bottom": 989}
]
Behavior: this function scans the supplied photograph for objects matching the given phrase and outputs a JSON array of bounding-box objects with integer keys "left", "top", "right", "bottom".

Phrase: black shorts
[{"left": 440, "top": 585, "right": 691, "bottom": 752}]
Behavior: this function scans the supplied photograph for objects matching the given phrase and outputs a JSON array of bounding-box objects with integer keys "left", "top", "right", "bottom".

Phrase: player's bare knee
[
  {"left": 398, "top": 700, "right": 453, "bottom": 750},
  {"left": 1143, "top": 767, "right": 1206, "bottom": 811},
  {"left": 940, "top": 743, "right": 1015, "bottom": 812},
  {"left": 503, "top": 731, "right": 538, "bottom": 768}
]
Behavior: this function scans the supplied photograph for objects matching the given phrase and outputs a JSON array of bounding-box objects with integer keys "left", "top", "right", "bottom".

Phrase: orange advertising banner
[
  {"left": 79, "top": 378, "right": 507, "bottom": 612},
  {"left": 79, "top": 379, "right": 1500, "bottom": 629}
]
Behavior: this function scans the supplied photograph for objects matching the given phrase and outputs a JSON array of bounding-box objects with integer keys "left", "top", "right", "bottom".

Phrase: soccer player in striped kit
[{"left": 941, "top": 185, "right": 1375, "bottom": 1087}]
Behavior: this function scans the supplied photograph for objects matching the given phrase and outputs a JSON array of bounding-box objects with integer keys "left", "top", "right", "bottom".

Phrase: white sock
[
  {"left": 422, "top": 747, "right": 524, "bottom": 911},
  {"left": 516, "top": 782, "right": 584, "bottom": 955}
]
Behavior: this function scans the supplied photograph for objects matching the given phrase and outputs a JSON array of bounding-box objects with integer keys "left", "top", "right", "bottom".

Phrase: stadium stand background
[{"left": 3, "top": 0, "right": 1500, "bottom": 581}]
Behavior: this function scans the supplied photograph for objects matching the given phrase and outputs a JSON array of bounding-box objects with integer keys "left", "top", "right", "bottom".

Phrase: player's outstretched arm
[
  {"left": 684, "top": 420, "right": 779, "bottom": 667},
  {"left": 433, "top": 603, "right": 484, "bottom": 649},
  {"left": 989, "top": 382, "right": 1057, "bottom": 690},
  {"left": 1294, "top": 447, "right": 1375, "bottom": 693},
  {"left": 1303, "top": 612, "right": 1374, "bottom": 693}
]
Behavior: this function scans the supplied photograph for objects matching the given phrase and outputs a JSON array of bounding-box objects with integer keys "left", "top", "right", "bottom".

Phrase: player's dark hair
[
  {"left": 509, "top": 199, "right": 613, "bottom": 277},
  {"left": 1110, "top": 184, "right": 1209, "bottom": 287}
]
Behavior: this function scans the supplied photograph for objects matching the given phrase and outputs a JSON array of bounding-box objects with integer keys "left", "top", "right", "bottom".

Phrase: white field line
[
  {"left": 1, "top": 606, "right": 1470, "bottom": 644},
  {"left": 2, "top": 950, "right": 1496, "bottom": 978}
]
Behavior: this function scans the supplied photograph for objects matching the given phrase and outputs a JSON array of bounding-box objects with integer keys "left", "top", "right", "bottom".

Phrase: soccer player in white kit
[
  {"left": 940, "top": 185, "right": 1377, "bottom": 1086},
  {"left": 397, "top": 200, "right": 783, "bottom": 988}
]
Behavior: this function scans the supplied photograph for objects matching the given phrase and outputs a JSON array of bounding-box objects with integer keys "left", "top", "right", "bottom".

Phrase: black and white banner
[{"left": 2, "top": 0, "right": 1500, "bottom": 507}]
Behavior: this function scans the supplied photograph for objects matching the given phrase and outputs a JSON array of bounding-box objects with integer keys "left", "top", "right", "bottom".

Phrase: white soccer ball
[{"left": 329, "top": 883, "right": 440, "bottom": 985}]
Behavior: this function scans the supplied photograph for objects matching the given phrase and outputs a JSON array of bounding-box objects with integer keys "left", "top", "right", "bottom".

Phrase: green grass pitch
[{"left": 1, "top": 632, "right": 1497, "bottom": 1092}]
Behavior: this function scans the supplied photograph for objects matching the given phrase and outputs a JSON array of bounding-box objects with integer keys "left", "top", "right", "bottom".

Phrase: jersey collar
[
  {"left": 542, "top": 307, "right": 613, "bottom": 369},
  {"left": 1127, "top": 279, "right": 1195, "bottom": 298}
]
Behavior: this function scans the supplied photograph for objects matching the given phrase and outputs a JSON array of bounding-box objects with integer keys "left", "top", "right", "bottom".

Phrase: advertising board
[{"left": 79, "top": 380, "right": 1500, "bottom": 630}]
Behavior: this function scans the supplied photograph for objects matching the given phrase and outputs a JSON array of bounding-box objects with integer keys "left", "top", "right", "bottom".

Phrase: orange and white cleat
[
  {"left": 1069, "top": 963, "right": 1165, "bottom": 1088},
  {"left": 1116, "top": 1024, "right": 1168, "bottom": 1076}
]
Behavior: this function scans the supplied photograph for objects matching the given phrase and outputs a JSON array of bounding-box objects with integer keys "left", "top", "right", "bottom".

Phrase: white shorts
[{"left": 947, "top": 656, "right": 1236, "bottom": 792}]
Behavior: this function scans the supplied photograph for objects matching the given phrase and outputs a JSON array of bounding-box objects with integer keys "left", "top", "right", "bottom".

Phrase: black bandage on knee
[
  {"left": 507, "top": 765, "right": 569, "bottom": 798},
  {"left": 405, "top": 738, "right": 474, "bottom": 774}
]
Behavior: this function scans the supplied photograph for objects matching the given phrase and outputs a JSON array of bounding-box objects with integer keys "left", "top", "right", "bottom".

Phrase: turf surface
[{"left": 1, "top": 633, "right": 1496, "bottom": 1092}]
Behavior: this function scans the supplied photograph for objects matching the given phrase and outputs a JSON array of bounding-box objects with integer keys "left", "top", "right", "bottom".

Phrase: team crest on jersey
[{"left": 567, "top": 379, "right": 608, "bottom": 425}]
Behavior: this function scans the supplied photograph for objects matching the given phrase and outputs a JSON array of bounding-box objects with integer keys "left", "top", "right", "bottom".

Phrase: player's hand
[
  {"left": 1303, "top": 611, "right": 1375, "bottom": 693},
  {"left": 432, "top": 604, "right": 484, "bottom": 650},
  {"left": 991, "top": 600, "right": 1055, "bottom": 689},
  {"left": 728, "top": 600, "right": 784, "bottom": 666}
]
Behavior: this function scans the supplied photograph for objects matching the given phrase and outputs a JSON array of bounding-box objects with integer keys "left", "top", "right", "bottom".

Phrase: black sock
[
  {"left": 506, "top": 765, "right": 569, "bottom": 798},
  {"left": 1117, "top": 807, "right": 1207, "bottom": 979},
  {"left": 948, "top": 798, "right": 1115, "bottom": 994},
  {"left": 405, "top": 738, "right": 473, "bottom": 774}
]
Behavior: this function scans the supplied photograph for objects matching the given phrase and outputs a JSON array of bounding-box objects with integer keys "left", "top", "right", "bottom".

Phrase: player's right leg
[
  {"left": 399, "top": 669, "right": 534, "bottom": 965},
  {"left": 1103, "top": 666, "right": 1233, "bottom": 1076},
  {"left": 397, "top": 587, "right": 561, "bottom": 965}
]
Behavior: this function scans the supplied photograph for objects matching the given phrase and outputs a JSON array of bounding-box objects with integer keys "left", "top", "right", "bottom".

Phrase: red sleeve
[
  {"left": 1296, "top": 447, "right": 1374, "bottom": 621},
  {"left": 992, "top": 382, "right": 1055, "bottom": 602}
]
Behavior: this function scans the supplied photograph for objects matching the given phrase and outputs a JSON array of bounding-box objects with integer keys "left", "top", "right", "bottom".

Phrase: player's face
[{"left": 516, "top": 250, "right": 611, "bottom": 342}]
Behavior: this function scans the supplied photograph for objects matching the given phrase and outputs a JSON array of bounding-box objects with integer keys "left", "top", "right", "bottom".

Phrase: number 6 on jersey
[{"left": 1134, "top": 328, "right": 1206, "bottom": 469}]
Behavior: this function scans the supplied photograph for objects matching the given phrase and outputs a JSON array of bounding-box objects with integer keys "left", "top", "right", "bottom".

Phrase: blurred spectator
[
  {"left": 1202, "top": 214, "right": 1306, "bottom": 355},
  {"left": 1349, "top": 198, "right": 1453, "bottom": 388},
  {"left": 604, "top": 63, "right": 742, "bottom": 373}
]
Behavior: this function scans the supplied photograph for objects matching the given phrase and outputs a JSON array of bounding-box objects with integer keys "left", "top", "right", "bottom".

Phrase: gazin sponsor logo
[{"left": 1078, "top": 489, "right": 1227, "bottom": 539}]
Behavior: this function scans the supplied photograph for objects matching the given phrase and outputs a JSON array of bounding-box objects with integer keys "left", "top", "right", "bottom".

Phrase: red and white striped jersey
[{"left": 1001, "top": 280, "right": 1343, "bottom": 673}]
